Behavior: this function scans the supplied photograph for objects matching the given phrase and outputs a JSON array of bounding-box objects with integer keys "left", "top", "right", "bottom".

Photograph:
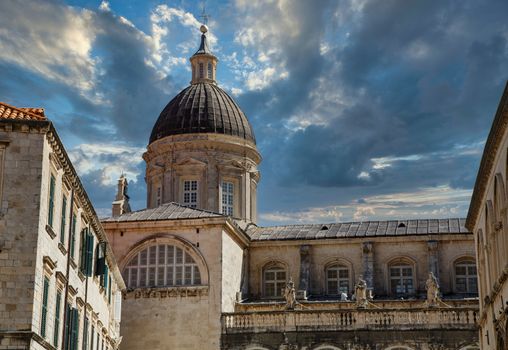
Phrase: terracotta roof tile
[{"left": 0, "top": 102, "right": 47, "bottom": 121}]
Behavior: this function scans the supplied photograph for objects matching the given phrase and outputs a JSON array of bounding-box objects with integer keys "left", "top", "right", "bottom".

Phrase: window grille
[
  {"left": 123, "top": 244, "right": 201, "bottom": 288},
  {"left": 455, "top": 259, "right": 478, "bottom": 293},
  {"left": 326, "top": 265, "right": 349, "bottom": 295},
  {"left": 389, "top": 263, "right": 414, "bottom": 295},
  {"left": 183, "top": 180, "right": 198, "bottom": 208},
  {"left": 221, "top": 181, "right": 234, "bottom": 216},
  {"left": 263, "top": 266, "right": 286, "bottom": 297}
]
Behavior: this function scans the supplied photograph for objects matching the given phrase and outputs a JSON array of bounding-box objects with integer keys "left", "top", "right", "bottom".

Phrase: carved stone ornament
[{"left": 125, "top": 286, "right": 209, "bottom": 300}]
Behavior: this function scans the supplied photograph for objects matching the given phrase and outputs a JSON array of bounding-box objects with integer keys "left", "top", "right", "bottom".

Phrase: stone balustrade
[{"left": 221, "top": 307, "right": 478, "bottom": 334}]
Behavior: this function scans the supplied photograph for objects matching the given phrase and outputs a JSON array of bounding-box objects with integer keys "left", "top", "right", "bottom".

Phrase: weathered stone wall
[
  {"left": 221, "top": 330, "right": 478, "bottom": 350},
  {"left": 105, "top": 220, "right": 233, "bottom": 350},
  {"left": 248, "top": 234, "right": 475, "bottom": 299},
  {"left": 222, "top": 230, "right": 244, "bottom": 312}
]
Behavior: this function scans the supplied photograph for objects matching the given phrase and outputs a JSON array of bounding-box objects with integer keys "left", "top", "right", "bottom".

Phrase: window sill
[
  {"left": 77, "top": 271, "right": 85, "bottom": 282},
  {"left": 45, "top": 225, "right": 56, "bottom": 239},
  {"left": 69, "top": 258, "right": 77, "bottom": 270},
  {"left": 57, "top": 242, "right": 67, "bottom": 255}
]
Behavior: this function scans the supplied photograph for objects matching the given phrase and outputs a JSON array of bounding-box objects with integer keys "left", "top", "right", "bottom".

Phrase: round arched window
[{"left": 123, "top": 244, "right": 201, "bottom": 288}]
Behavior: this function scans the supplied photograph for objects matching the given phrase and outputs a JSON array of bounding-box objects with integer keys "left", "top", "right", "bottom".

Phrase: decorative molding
[
  {"left": 45, "top": 225, "right": 56, "bottom": 239},
  {"left": 58, "top": 242, "right": 67, "bottom": 255},
  {"left": 42, "top": 256, "right": 57, "bottom": 275},
  {"left": 68, "top": 285, "right": 78, "bottom": 297},
  {"left": 124, "top": 286, "right": 209, "bottom": 300}
]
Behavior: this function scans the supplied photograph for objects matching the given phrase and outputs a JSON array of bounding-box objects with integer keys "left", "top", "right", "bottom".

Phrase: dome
[{"left": 149, "top": 83, "right": 256, "bottom": 144}]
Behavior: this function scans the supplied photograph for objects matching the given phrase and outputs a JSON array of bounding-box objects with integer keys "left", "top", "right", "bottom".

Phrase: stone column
[
  {"left": 362, "top": 242, "right": 374, "bottom": 291},
  {"left": 427, "top": 240, "right": 439, "bottom": 279},
  {"left": 297, "top": 245, "right": 310, "bottom": 299}
]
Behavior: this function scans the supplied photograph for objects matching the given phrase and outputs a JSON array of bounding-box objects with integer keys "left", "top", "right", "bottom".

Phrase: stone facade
[
  {"left": 466, "top": 82, "right": 508, "bottom": 350},
  {"left": 0, "top": 103, "right": 125, "bottom": 350},
  {"left": 100, "top": 26, "right": 481, "bottom": 350}
]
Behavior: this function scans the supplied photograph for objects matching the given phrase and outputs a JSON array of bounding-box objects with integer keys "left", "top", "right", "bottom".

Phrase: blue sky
[{"left": 0, "top": 0, "right": 507, "bottom": 225}]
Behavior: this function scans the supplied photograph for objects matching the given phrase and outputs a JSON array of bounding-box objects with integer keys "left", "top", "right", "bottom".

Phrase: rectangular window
[
  {"left": 207, "top": 62, "right": 213, "bottom": 79},
  {"left": 41, "top": 276, "right": 50, "bottom": 338},
  {"left": 60, "top": 195, "right": 67, "bottom": 244},
  {"left": 156, "top": 186, "right": 161, "bottom": 206},
  {"left": 183, "top": 180, "right": 198, "bottom": 208},
  {"left": 53, "top": 290, "right": 62, "bottom": 347},
  {"left": 83, "top": 317, "right": 89, "bottom": 350},
  {"left": 90, "top": 325, "right": 95, "bottom": 350},
  {"left": 199, "top": 63, "right": 204, "bottom": 78},
  {"left": 221, "top": 181, "right": 234, "bottom": 216},
  {"left": 108, "top": 276, "right": 112, "bottom": 304},
  {"left": 390, "top": 265, "right": 414, "bottom": 295},
  {"left": 80, "top": 229, "right": 95, "bottom": 277},
  {"left": 48, "top": 174, "right": 56, "bottom": 227},
  {"left": 70, "top": 213, "right": 77, "bottom": 259}
]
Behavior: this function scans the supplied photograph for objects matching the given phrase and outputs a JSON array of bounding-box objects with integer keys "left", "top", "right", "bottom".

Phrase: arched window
[
  {"left": 123, "top": 244, "right": 201, "bottom": 288},
  {"left": 388, "top": 258, "right": 415, "bottom": 295},
  {"left": 263, "top": 263, "right": 286, "bottom": 297},
  {"left": 454, "top": 258, "right": 478, "bottom": 294},
  {"left": 326, "top": 264, "right": 350, "bottom": 295}
]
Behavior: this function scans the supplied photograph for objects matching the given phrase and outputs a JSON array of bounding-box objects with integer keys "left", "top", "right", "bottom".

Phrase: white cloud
[
  {"left": 68, "top": 143, "right": 145, "bottom": 186},
  {"left": 260, "top": 206, "right": 344, "bottom": 224},
  {"left": 0, "top": 1, "right": 100, "bottom": 100}
]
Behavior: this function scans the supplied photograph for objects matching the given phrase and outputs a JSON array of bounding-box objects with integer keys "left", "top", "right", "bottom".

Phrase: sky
[{"left": 0, "top": 0, "right": 507, "bottom": 226}]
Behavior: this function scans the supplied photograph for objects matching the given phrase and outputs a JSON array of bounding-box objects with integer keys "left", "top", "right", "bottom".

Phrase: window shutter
[
  {"left": 48, "top": 175, "right": 55, "bottom": 226},
  {"left": 83, "top": 317, "right": 88, "bottom": 350},
  {"left": 63, "top": 304, "right": 71, "bottom": 350},
  {"left": 80, "top": 228, "right": 87, "bottom": 273},
  {"left": 108, "top": 276, "right": 112, "bottom": 304},
  {"left": 70, "top": 214, "right": 77, "bottom": 259},
  {"left": 60, "top": 196, "right": 67, "bottom": 243},
  {"left": 41, "top": 276, "right": 49, "bottom": 337},
  {"left": 71, "top": 308, "right": 79, "bottom": 350},
  {"left": 85, "top": 233, "right": 94, "bottom": 277},
  {"left": 114, "top": 292, "right": 122, "bottom": 322},
  {"left": 95, "top": 242, "right": 107, "bottom": 277},
  {"left": 103, "top": 265, "right": 109, "bottom": 291},
  {"left": 53, "top": 290, "right": 61, "bottom": 347}
]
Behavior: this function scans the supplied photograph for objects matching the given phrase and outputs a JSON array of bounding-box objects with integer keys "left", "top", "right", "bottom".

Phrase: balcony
[{"left": 221, "top": 307, "right": 478, "bottom": 334}]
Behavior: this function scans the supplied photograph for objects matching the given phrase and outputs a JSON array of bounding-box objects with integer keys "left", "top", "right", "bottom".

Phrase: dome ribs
[{"left": 149, "top": 83, "right": 255, "bottom": 144}]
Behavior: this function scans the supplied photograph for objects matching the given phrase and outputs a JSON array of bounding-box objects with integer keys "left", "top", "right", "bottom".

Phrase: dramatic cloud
[{"left": 0, "top": 0, "right": 506, "bottom": 224}]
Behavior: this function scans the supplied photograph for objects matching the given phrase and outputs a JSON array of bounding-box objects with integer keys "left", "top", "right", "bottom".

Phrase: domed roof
[{"left": 149, "top": 83, "right": 256, "bottom": 144}]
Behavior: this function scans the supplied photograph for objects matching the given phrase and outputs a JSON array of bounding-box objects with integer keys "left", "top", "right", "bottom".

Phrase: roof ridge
[{"left": 0, "top": 101, "right": 47, "bottom": 121}]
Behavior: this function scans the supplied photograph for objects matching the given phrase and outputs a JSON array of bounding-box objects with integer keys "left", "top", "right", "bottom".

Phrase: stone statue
[
  {"left": 284, "top": 277, "right": 297, "bottom": 310},
  {"left": 340, "top": 292, "right": 348, "bottom": 301},
  {"left": 425, "top": 272, "right": 441, "bottom": 307},
  {"left": 355, "top": 276, "right": 368, "bottom": 308}
]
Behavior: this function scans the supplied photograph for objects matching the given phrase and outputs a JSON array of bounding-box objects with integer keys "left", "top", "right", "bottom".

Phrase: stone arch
[
  {"left": 457, "top": 343, "right": 480, "bottom": 350},
  {"left": 120, "top": 233, "right": 209, "bottom": 286},
  {"left": 245, "top": 344, "right": 274, "bottom": 350},
  {"left": 385, "top": 256, "right": 417, "bottom": 296},
  {"left": 494, "top": 173, "right": 507, "bottom": 218},
  {"left": 486, "top": 199, "right": 500, "bottom": 278},
  {"left": 313, "top": 344, "right": 342, "bottom": 350},
  {"left": 383, "top": 346, "right": 415, "bottom": 350}
]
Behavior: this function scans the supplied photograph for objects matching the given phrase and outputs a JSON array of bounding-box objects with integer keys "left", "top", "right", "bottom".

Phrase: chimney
[{"left": 112, "top": 175, "right": 131, "bottom": 217}]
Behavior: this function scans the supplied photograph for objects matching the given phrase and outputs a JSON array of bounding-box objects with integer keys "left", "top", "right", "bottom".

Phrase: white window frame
[
  {"left": 326, "top": 265, "right": 350, "bottom": 295},
  {"left": 389, "top": 263, "right": 415, "bottom": 295},
  {"left": 221, "top": 180, "right": 234, "bottom": 216},
  {"left": 454, "top": 259, "right": 478, "bottom": 294},
  {"left": 263, "top": 265, "right": 286, "bottom": 298},
  {"left": 123, "top": 244, "right": 201, "bottom": 288},
  {"left": 182, "top": 179, "right": 199, "bottom": 208}
]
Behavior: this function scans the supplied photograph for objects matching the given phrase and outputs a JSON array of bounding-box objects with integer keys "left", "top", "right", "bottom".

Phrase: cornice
[{"left": 466, "top": 81, "right": 508, "bottom": 231}]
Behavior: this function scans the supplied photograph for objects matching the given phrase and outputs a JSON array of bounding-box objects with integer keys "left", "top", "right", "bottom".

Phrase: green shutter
[
  {"left": 41, "top": 277, "right": 49, "bottom": 337},
  {"left": 71, "top": 308, "right": 79, "bottom": 350},
  {"left": 80, "top": 228, "right": 87, "bottom": 273},
  {"left": 48, "top": 175, "right": 55, "bottom": 227},
  {"left": 63, "top": 304, "right": 70, "bottom": 350},
  {"left": 85, "top": 233, "right": 94, "bottom": 277},
  {"left": 70, "top": 213, "right": 77, "bottom": 259},
  {"left": 95, "top": 242, "right": 106, "bottom": 277},
  {"left": 60, "top": 196, "right": 67, "bottom": 243},
  {"left": 103, "top": 265, "right": 109, "bottom": 290},
  {"left": 108, "top": 276, "right": 112, "bottom": 304},
  {"left": 53, "top": 290, "right": 61, "bottom": 347},
  {"left": 83, "top": 317, "right": 88, "bottom": 350},
  {"left": 90, "top": 325, "right": 94, "bottom": 350}
]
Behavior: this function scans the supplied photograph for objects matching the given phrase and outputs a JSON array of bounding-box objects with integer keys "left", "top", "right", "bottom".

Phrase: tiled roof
[
  {"left": 247, "top": 218, "right": 470, "bottom": 241},
  {"left": 0, "top": 102, "right": 46, "bottom": 121},
  {"left": 102, "top": 202, "right": 222, "bottom": 223}
]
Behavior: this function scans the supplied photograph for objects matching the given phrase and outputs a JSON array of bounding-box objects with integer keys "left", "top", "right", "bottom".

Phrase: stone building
[
  {"left": 103, "top": 25, "right": 480, "bottom": 350},
  {"left": 466, "top": 82, "right": 508, "bottom": 349},
  {"left": 0, "top": 102, "right": 125, "bottom": 350}
]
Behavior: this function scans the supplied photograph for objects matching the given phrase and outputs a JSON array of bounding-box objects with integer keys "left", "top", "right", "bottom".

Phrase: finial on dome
[{"left": 200, "top": 24, "right": 208, "bottom": 34}]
